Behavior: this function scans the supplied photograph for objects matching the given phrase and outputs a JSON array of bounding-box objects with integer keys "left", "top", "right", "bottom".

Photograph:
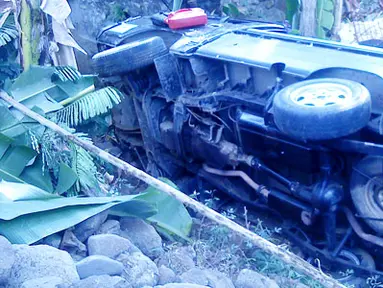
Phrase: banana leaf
[
  {"left": 135, "top": 178, "right": 192, "bottom": 241},
  {"left": 0, "top": 134, "right": 37, "bottom": 183},
  {"left": 9, "top": 66, "right": 95, "bottom": 107},
  {"left": 0, "top": 130, "right": 79, "bottom": 194},
  {"left": 0, "top": 181, "right": 158, "bottom": 244},
  {"left": 55, "top": 163, "right": 78, "bottom": 194},
  {"left": 316, "top": 0, "right": 335, "bottom": 39}
]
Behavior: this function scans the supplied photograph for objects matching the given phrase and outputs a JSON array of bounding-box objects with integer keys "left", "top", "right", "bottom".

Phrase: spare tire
[
  {"left": 92, "top": 36, "right": 168, "bottom": 77},
  {"left": 273, "top": 78, "right": 371, "bottom": 141}
]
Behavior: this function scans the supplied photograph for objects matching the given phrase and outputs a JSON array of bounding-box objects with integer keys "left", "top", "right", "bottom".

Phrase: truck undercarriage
[{"left": 93, "top": 13, "right": 383, "bottom": 279}]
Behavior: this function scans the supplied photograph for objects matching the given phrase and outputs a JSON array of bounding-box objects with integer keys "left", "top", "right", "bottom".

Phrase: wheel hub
[
  {"left": 370, "top": 177, "right": 383, "bottom": 210},
  {"left": 290, "top": 83, "right": 353, "bottom": 107},
  {"left": 350, "top": 156, "right": 383, "bottom": 234}
]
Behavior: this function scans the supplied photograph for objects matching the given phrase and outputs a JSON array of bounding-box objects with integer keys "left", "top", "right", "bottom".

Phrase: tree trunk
[
  {"left": 331, "top": 0, "right": 343, "bottom": 40},
  {"left": 300, "top": 0, "right": 317, "bottom": 37},
  {"left": 20, "top": 0, "right": 32, "bottom": 70}
]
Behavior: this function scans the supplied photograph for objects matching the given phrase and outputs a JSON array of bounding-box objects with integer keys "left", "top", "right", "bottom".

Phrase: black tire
[
  {"left": 350, "top": 155, "right": 383, "bottom": 234},
  {"left": 92, "top": 36, "right": 168, "bottom": 77},
  {"left": 273, "top": 78, "right": 371, "bottom": 141}
]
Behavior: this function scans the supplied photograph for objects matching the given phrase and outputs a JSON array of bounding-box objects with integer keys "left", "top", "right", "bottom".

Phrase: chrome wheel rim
[{"left": 290, "top": 83, "right": 353, "bottom": 107}]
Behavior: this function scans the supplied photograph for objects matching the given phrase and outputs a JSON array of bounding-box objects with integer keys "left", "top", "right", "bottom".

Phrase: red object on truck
[{"left": 165, "top": 8, "right": 208, "bottom": 30}]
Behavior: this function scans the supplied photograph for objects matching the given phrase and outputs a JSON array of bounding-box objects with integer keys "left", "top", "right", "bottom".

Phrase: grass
[{"left": 186, "top": 195, "right": 325, "bottom": 288}]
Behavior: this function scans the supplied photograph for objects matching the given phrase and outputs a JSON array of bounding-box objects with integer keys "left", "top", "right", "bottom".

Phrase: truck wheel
[
  {"left": 92, "top": 36, "right": 168, "bottom": 77},
  {"left": 273, "top": 78, "right": 371, "bottom": 141},
  {"left": 350, "top": 155, "right": 383, "bottom": 234}
]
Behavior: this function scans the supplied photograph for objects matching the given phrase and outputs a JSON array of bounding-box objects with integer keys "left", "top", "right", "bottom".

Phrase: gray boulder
[
  {"left": 117, "top": 252, "right": 159, "bottom": 288},
  {"left": 64, "top": 275, "right": 129, "bottom": 288},
  {"left": 156, "top": 246, "right": 196, "bottom": 275},
  {"left": 76, "top": 255, "right": 124, "bottom": 279},
  {"left": 87, "top": 234, "right": 139, "bottom": 259},
  {"left": 156, "top": 284, "right": 210, "bottom": 288},
  {"left": 158, "top": 265, "right": 176, "bottom": 285},
  {"left": 21, "top": 276, "right": 64, "bottom": 288},
  {"left": 60, "top": 230, "right": 87, "bottom": 261},
  {"left": 235, "top": 269, "right": 280, "bottom": 288},
  {"left": 40, "top": 234, "right": 62, "bottom": 249},
  {"left": 7, "top": 245, "right": 79, "bottom": 288},
  {"left": 120, "top": 217, "right": 163, "bottom": 259},
  {"left": 96, "top": 220, "right": 121, "bottom": 235},
  {"left": 0, "top": 236, "right": 15, "bottom": 285},
  {"left": 73, "top": 210, "right": 108, "bottom": 242},
  {"left": 178, "top": 268, "right": 234, "bottom": 288}
]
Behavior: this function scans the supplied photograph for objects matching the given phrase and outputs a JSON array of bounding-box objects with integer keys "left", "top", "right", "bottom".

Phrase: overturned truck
[{"left": 93, "top": 12, "right": 383, "bottom": 278}]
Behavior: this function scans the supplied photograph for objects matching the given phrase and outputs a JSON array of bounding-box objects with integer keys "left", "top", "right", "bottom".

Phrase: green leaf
[
  {"left": 0, "top": 134, "right": 13, "bottom": 159},
  {"left": 0, "top": 104, "right": 25, "bottom": 136},
  {"left": 227, "top": 3, "right": 240, "bottom": 17},
  {"left": 0, "top": 145, "right": 37, "bottom": 181},
  {"left": 71, "top": 144, "right": 101, "bottom": 196},
  {"left": 0, "top": 134, "right": 54, "bottom": 192},
  {"left": 222, "top": 5, "right": 230, "bottom": 16},
  {"left": 172, "top": 0, "right": 183, "bottom": 11},
  {"left": 323, "top": 0, "right": 334, "bottom": 11},
  {"left": 109, "top": 199, "right": 158, "bottom": 219},
  {"left": 316, "top": 0, "right": 334, "bottom": 39},
  {"left": 286, "top": 0, "right": 300, "bottom": 24},
  {"left": 52, "top": 66, "right": 82, "bottom": 82},
  {"left": 55, "top": 163, "right": 78, "bottom": 194},
  {"left": 0, "top": 181, "right": 157, "bottom": 244},
  {"left": 0, "top": 14, "right": 18, "bottom": 47},
  {"left": 10, "top": 66, "right": 57, "bottom": 103},
  {"left": 136, "top": 178, "right": 192, "bottom": 241},
  {"left": 52, "top": 87, "right": 123, "bottom": 127},
  {"left": 19, "top": 156, "right": 54, "bottom": 193},
  {"left": 54, "top": 75, "right": 94, "bottom": 100},
  {"left": 321, "top": 11, "right": 335, "bottom": 30},
  {"left": 0, "top": 180, "right": 59, "bottom": 202}
]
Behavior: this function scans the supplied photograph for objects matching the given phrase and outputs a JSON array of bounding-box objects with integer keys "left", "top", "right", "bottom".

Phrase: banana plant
[
  {"left": 1, "top": 65, "right": 124, "bottom": 196},
  {"left": 286, "top": 0, "right": 301, "bottom": 30},
  {"left": 316, "top": 0, "right": 335, "bottom": 39},
  {"left": 0, "top": 12, "right": 18, "bottom": 47}
]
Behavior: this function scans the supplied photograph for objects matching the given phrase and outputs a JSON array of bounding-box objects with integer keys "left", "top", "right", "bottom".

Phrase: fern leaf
[
  {"left": 53, "top": 66, "right": 82, "bottom": 82},
  {"left": 53, "top": 86, "right": 123, "bottom": 127},
  {"left": 71, "top": 143, "right": 101, "bottom": 196}
]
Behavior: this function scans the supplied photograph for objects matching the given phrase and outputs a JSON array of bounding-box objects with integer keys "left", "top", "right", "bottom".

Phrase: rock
[
  {"left": 296, "top": 284, "right": 310, "bottom": 288},
  {"left": 88, "top": 234, "right": 139, "bottom": 259},
  {"left": 274, "top": 276, "right": 309, "bottom": 288},
  {"left": 156, "top": 284, "right": 210, "bottom": 288},
  {"left": 158, "top": 265, "right": 176, "bottom": 285},
  {"left": 235, "top": 269, "right": 280, "bottom": 288},
  {"left": 120, "top": 217, "right": 163, "bottom": 259},
  {"left": 73, "top": 210, "right": 108, "bottom": 242},
  {"left": 60, "top": 230, "right": 87, "bottom": 261},
  {"left": 96, "top": 220, "right": 121, "bottom": 235},
  {"left": 7, "top": 245, "right": 79, "bottom": 288},
  {"left": 76, "top": 255, "right": 124, "bottom": 279},
  {"left": 178, "top": 268, "right": 234, "bottom": 288},
  {"left": 65, "top": 275, "right": 129, "bottom": 288},
  {"left": 156, "top": 246, "right": 196, "bottom": 275},
  {"left": 264, "top": 0, "right": 274, "bottom": 9},
  {"left": 40, "top": 233, "right": 62, "bottom": 249},
  {"left": 0, "top": 236, "right": 15, "bottom": 285},
  {"left": 178, "top": 268, "right": 209, "bottom": 286},
  {"left": 117, "top": 252, "right": 159, "bottom": 288},
  {"left": 21, "top": 276, "right": 64, "bottom": 288}
]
